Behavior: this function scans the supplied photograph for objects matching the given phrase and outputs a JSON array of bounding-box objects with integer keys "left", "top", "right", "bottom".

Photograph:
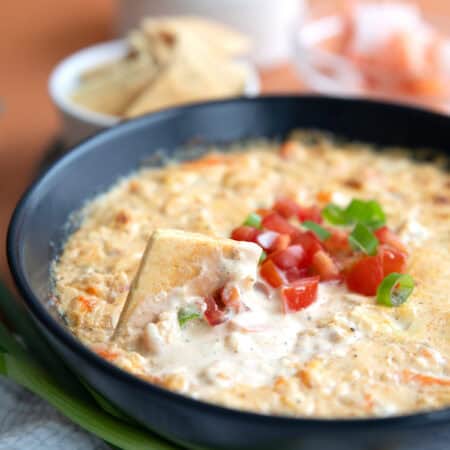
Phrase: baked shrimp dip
[{"left": 53, "top": 131, "right": 450, "bottom": 418}]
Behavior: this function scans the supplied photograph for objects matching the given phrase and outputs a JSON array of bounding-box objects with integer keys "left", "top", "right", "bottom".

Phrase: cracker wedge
[
  {"left": 124, "top": 30, "right": 247, "bottom": 117},
  {"left": 113, "top": 229, "right": 261, "bottom": 341},
  {"left": 141, "top": 16, "right": 251, "bottom": 58}
]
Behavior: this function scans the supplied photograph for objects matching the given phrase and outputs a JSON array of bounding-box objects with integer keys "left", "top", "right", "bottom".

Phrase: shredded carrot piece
[
  {"left": 316, "top": 190, "right": 332, "bottom": 203},
  {"left": 278, "top": 141, "right": 297, "bottom": 159},
  {"left": 364, "top": 393, "right": 374, "bottom": 411},
  {"left": 274, "top": 376, "right": 288, "bottom": 390},
  {"left": 182, "top": 154, "right": 228, "bottom": 169},
  {"left": 255, "top": 208, "right": 272, "bottom": 218},
  {"left": 96, "top": 349, "right": 118, "bottom": 361},
  {"left": 85, "top": 286, "right": 99, "bottom": 296},
  {"left": 402, "top": 370, "right": 450, "bottom": 386},
  {"left": 297, "top": 369, "right": 312, "bottom": 388},
  {"left": 78, "top": 295, "right": 93, "bottom": 312}
]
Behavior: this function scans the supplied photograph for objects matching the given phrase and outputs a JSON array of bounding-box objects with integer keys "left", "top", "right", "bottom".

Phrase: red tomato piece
[
  {"left": 260, "top": 259, "right": 284, "bottom": 288},
  {"left": 220, "top": 285, "right": 241, "bottom": 313},
  {"left": 292, "top": 231, "right": 323, "bottom": 264},
  {"left": 311, "top": 250, "right": 341, "bottom": 281},
  {"left": 271, "top": 245, "right": 306, "bottom": 270},
  {"left": 323, "top": 229, "right": 351, "bottom": 255},
  {"left": 231, "top": 226, "right": 259, "bottom": 243},
  {"left": 374, "top": 226, "right": 407, "bottom": 254},
  {"left": 285, "top": 266, "right": 309, "bottom": 283},
  {"left": 297, "top": 205, "right": 323, "bottom": 224},
  {"left": 345, "top": 255, "right": 384, "bottom": 296},
  {"left": 273, "top": 197, "right": 301, "bottom": 219},
  {"left": 204, "top": 295, "right": 228, "bottom": 326},
  {"left": 281, "top": 276, "right": 320, "bottom": 313},
  {"left": 262, "top": 212, "right": 299, "bottom": 237},
  {"left": 380, "top": 245, "right": 407, "bottom": 276},
  {"left": 257, "top": 232, "right": 291, "bottom": 253},
  {"left": 272, "top": 233, "right": 291, "bottom": 253}
]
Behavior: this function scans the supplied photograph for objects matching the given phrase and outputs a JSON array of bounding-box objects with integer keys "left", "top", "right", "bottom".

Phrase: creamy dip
[{"left": 53, "top": 131, "right": 450, "bottom": 418}]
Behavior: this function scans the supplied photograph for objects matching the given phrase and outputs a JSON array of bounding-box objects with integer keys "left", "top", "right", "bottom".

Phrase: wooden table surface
[{"left": 1, "top": 0, "right": 448, "bottom": 286}]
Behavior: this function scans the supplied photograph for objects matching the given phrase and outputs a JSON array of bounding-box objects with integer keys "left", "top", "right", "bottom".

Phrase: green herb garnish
[
  {"left": 322, "top": 199, "right": 386, "bottom": 230},
  {"left": 376, "top": 273, "right": 415, "bottom": 307},
  {"left": 349, "top": 223, "right": 379, "bottom": 255},
  {"left": 243, "top": 212, "right": 262, "bottom": 229},
  {"left": 302, "top": 221, "right": 331, "bottom": 241},
  {"left": 259, "top": 250, "right": 267, "bottom": 264},
  {"left": 321, "top": 204, "right": 349, "bottom": 225},
  {"left": 178, "top": 306, "right": 202, "bottom": 328}
]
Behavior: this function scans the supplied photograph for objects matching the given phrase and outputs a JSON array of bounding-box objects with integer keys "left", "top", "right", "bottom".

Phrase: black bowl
[{"left": 7, "top": 96, "right": 450, "bottom": 450}]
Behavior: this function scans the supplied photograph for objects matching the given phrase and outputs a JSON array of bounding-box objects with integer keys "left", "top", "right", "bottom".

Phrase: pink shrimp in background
[{"left": 340, "top": 1, "right": 450, "bottom": 97}]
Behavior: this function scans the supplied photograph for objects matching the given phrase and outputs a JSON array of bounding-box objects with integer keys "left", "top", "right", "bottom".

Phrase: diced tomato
[
  {"left": 204, "top": 295, "right": 228, "bottom": 326},
  {"left": 297, "top": 205, "right": 323, "bottom": 224},
  {"left": 271, "top": 245, "right": 306, "bottom": 270},
  {"left": 310, "top": 250, "right": 341, "bottom": 281},
  {"left": 281, "top": 276, "right": 320, "bottom": 313},
  {"left": 220, "top": 285, "right": 241, "bottom": 313},
  {"left": 292, "top": 231, "right": 323, "bottom": 264},
  {"left": 374, "top": 226, "right": 407, "bottom": 253},
  {"left": 323, "top": 229, "right": 351, "bottom": 255},
  {"left": 262, "top": 212, "right": 299, "bottom": 237},
  {"left": 285, "top": 266, "right": 309, "bottom": 283},
  {"left": 271, "top": 234, "right": 291, "bottom": 253},
  {"left": 273, "top": 197, "right": 301, "bottom": 219},
  {"left": 345, "top": 254, "right": 384, "bottom": 296},
  {"left": 257, "top": 231, "right": 290, "bottom": 252},
  {"left": 260, "top": 259, "right": 284, "bottom": 288},
  {"left": 231, "top": 226, "right": 259, "bottom": 243},
  {"left": 380, "top": 245, "right": 407, "bottom": 276}
]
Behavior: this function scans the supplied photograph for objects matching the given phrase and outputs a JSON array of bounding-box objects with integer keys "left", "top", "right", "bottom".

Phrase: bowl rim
[
  {"left": 48, "top": 38, "right": 260, "bottom": 129},
  {"left": 7, "top": 94, "right": 450, "bottom": 429}
]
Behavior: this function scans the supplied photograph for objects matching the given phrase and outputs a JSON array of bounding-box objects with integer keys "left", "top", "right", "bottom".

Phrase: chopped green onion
[
  {"left": 321, "top": 204, "right": 348, "bottom": 225},
  {"left": 376, "top": 273, "right": 415, "bottom": 307},
  {"left": 178, "top": 306, "right": 201, "bottom": 328},
  {"left": 349, "top": 223, "right": 379, "bottom": 255},
  {"left": 0, "top": 323, "right": 173, "bottom": 450},
  {"left": 345, "top": 199, "right": 386, "bottom": 229},
  {"left": 243, "top": 212, "right": 262, "bottom": 229},
  {"left": 259, "top": 250, "right": 267, "bottom": 264},
  {"left": 302, "top": 221, "right": 331, "bottom": 241},
  {"left": 322, "top": 199, "right": 386, "bottom": 229}
]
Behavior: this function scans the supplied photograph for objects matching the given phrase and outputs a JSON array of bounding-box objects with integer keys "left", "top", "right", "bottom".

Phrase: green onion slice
[
  {"left": 243, "top": 212, "right": 262, "bottom": 229},
  {"left": 259, "top": 250, "right": 267, "bottom": 264},
  {"left": 302, "top": 221, "right": 331, "bottom": 241},
  {"left": 376, "top": 273, "right": 415, "bottom": 307},
  {"left": 178, "top": 306, "right": 201, "bottom": 328},
  {"left": 349, "top": 223, "right": 379, "bottom": 255},
  {"left": 322, "top": 199, "right": 386, "bottom": 229},
  {"left": 321, "top": 204, "right": 349, "bottom": 225},
  {"left": 345, "top": 199, "right": 386, "bottom": 229}
]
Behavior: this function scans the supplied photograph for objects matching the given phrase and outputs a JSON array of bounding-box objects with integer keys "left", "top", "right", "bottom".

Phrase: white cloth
[{"left": 0, "top": 378, "right": 109, "bottom": 450}]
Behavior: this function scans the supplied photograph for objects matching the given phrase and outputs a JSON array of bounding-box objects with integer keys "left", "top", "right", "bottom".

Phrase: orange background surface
[{"left": 1, "top": 0, "right": 448, "bottom": 285}]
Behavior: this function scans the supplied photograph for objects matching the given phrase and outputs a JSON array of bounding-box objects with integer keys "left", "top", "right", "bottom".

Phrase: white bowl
[{"left": 49, "top": 39, "right": 260, "bottom": 147}]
